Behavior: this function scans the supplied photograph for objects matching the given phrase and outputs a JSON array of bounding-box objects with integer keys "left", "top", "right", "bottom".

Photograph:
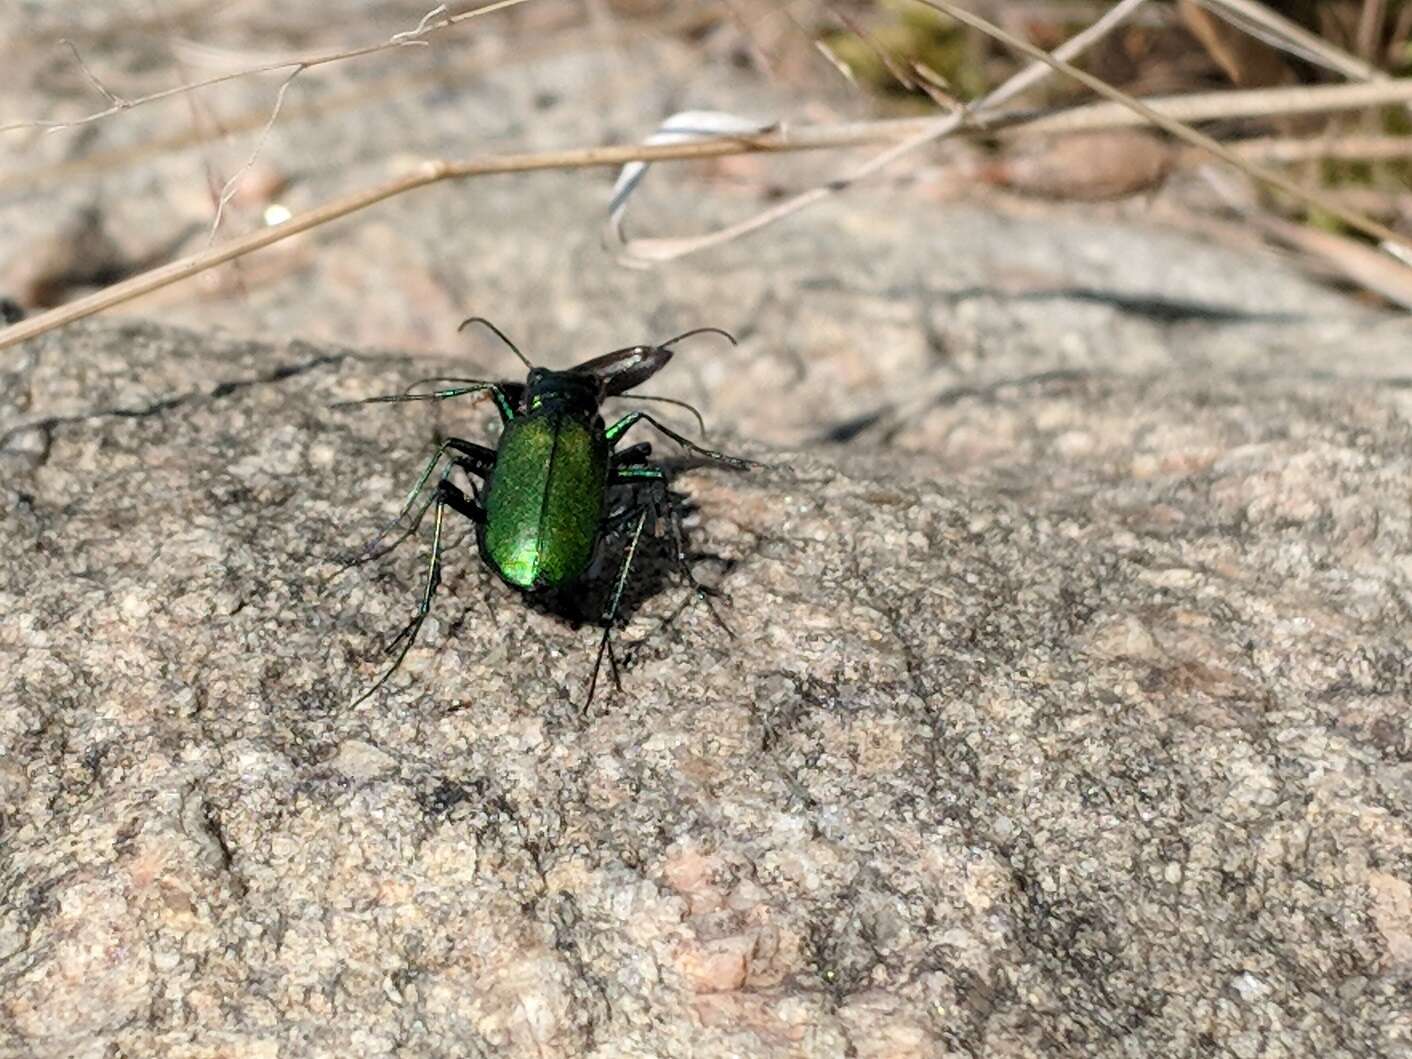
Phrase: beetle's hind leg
[
  {"left": 350, "top": 474, "right": 485, "bottom": 708},
  {"left": 611, "top": 463, "right": 736, "bottom": 637},
  {"left": 585, "top": 506, "right": 650, "bottom": 711}
]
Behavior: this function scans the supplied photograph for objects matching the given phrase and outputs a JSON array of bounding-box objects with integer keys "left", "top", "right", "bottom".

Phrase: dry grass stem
[
  {"left": 58, "top": 39, "right": 129, "bottom": 108},
  {"left": 5, "top": 5, "right": 1412, "bottom": 351},
  {"left": 12, "top": 70, "right": 1404, "bottom": 201},
  {"left": 1010, "top": 79, "right": 1412, "bottom": 135},
  {"left": 1201, "top": 168, "right": 1412, "bottom": 308},
  {"left": 608, "top": 0, "right": 1153, "bottom": 262},
  {"left": 919, "top": 0, "right": 1411, "bottom": 255},
  {"left": 814, "top": 39, "right": 860, "bottom": 86},
  {"left": 1357, "top": 0, "right": 1387, "bottom": 62},
  {"left": 1191, "top": 0, "right": 1386, "bottom": 81},
  {"left": 0, "top": 0, "right": 535, "bottom": 135},
  {"left": 1220, "top": 133, "right": 1412, "bottom": 165},
  {"left": 209, "top": 69, "right": 302, "bottom": 242}
]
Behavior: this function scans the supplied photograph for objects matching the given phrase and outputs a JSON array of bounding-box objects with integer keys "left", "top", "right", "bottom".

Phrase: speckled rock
[
  {"left": 5, "top": 7, "right": 1412, "bottom": 1057},
  {"left": 3, "top": 299, "right": 1411, "bottom": 1057}
]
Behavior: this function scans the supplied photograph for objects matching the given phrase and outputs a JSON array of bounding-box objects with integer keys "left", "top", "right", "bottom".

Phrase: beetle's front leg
[
  {"left": 605, "top": 412, "right": 754, "bottom": 470},
  {"left": 334, "top": 381, "right": 518, "bottom": 425}
]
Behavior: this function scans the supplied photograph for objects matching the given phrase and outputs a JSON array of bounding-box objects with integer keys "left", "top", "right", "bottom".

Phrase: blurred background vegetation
[{"left": 2, "top": 0, "right": 1411, "bottom": 339}]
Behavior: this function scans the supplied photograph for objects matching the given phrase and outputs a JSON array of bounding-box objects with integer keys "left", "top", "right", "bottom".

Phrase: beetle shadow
[{"left": 521, "top": 477, "right": 731, "bottom": 638}]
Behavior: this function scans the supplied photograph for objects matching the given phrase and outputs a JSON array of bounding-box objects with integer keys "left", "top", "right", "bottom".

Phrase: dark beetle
[{"left": 337, "top": 317, "right": 752, "bottom": 708}]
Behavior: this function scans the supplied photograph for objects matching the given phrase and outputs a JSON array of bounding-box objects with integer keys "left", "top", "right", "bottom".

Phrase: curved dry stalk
[
  {"left": 1191, "top": 0, "right": 1387, "bottom": 82},
  {"left": 0, "top": 17, "right": 593, "bottom": 196},
  {"left": 11, "top": 68, "right": 1406, "bottom": 201},
  {"left": 1221, "top": 134, "right": 1412, "bottom": 165},
  {"left": 1009, "top": 80, "right": 1412, "bottom": 135},
  {"left": 917, "top": 0, "right": 1411, "bottom": 256},
  {"left": 0, "top": 0, "right": 534, "bottom": 135},
  {"left": 6, "top": 72, "right": 1412, "bottom": 356},
  {"left": 209, "top": 68, "right": 302, "bottom": 242},
  {"left": 1201, "top": 168, "right": 1412, "bottom": 309},
  {"left": 58, "top": 38, "right": 128, "bottom": 108},
  {"left": 607, "top": 0, "right": 1154, "bottom": 263},
  {"left": 604, "top": 0, "right": 1412, "bottom": 265}
]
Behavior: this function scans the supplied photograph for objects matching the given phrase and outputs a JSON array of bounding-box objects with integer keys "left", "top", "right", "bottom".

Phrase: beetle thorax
[{"left": 524, "top": 369, "right": 603, "bottom": 415}]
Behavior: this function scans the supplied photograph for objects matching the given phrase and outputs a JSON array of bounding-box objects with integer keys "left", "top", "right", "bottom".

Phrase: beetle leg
[
  {"left": 601, "top": 448, "right": 654, "bottom": 528},
  {"left": 335, "top": 436, "right": 488, "bottom": 575},
  {"left": 445, "top": 438, "right": 497, "bottom": 474},
  {"left": 350, "top": 482, "right": 449, "bottom": 708},
  {"left": 334, "top": 447, "right": 453, "bottom": 574},
  {"left": 585, "top": 506, "right": 649, "bottom": 711},
  {"left": 350, "top": 478, "right": 484, "bottom": 708},
  {"left": 400, "top": 438, "right": 493, "bottom": 514},
  {"left": 333, "top": 382, "right": 518, "bottom": 424},
  {"left": 453, "top": 460, "right": 487, "bottom": 505},
  {"left": 442, "top": 443, "right": 494, "bottom": 508},
  {"left": 439, "top": 474, "right": 487, "bottom": 524},
  {"left": 611, "top": 465, "right": 735, "bottom": 636},
  {"left": 605, "top": 412, "right": 754, "bottom": 470},
  {"left": 610, "top": 441, "right": 653, "bottom": 467},
  {"left": 601, "top": 503, "right": 643, "bottom": 532}
]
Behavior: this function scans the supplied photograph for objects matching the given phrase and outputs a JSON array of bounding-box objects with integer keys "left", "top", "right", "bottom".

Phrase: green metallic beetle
[{"left": 338, "top": 317, "right": 752, "bottom": 708}]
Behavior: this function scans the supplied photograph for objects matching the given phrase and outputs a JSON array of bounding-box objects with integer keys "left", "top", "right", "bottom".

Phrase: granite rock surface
[
  {"left": 4, "top": 10, "right": 1412, "bottom": 1059},
  {"left": 4, "top": 266, "right": 1412, "bottom": 1057}
]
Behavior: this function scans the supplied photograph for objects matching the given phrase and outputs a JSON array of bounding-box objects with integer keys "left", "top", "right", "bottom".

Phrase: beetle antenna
[
  {"left": 623, "top": 393, "right": 707, "bottom": 436},
  {"left": 458, "top": 315, "right": 535, "bottom": 370},
  {"left": 657, "top": 326, "right": 737, "bottom": 351}
]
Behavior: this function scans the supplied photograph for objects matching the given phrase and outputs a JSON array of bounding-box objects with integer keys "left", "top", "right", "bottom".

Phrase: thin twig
[
  {"left": 829, "top": 4, "right": 920, "bottom": 92},
  {"left": 7, "top": 70, "right": 1408, "bottom": 196},
  {"left": 1, "top": 13, "right": 594, "bottom": 195},
  {"left": 1357, "top": 0, "right": 1387, "bottom": 63},
  {"left": 5, "top": 78, "right": 1412, "bottom": 354},
  {"left": 391, "top": 4, "right": 450, "bottom": 45},
  {"left": 1201, "top": 167, "right": 1412, "bottom": 309},
  {"left": 917, "top": 0, "right": 1411, "bottom": 252},
  {"left": 59, "top": 39, "right": 129, "bottom": 108},
  {"left": 1007, "top": 79, "right": 1412, "bottom": 134},
  {"left": 209, "top": 67, "right": 302, "bottom": 242},
  {"left": 1, "top": 0, "right": 534, "bottom": 135},
  {"left": 1192, "top": 0, "right": 1386, "bottom": 81},
  {"left": 911, "top": 62, "right": 962, "bottom": 110},
  {"left": 814, "top": 39, "right": 859, "bottom": 87},
  {"left": 1217, "top": 133, "right": 1412, "bottom": 165},
  {"left": 609, "top": 0, "right": 1153, "bottom": 262}
]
